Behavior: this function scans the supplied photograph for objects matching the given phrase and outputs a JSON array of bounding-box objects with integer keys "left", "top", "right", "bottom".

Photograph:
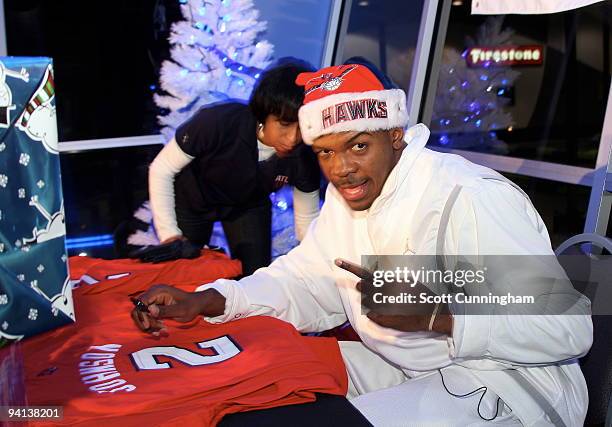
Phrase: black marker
[{"left": 131, "top": 297, "right": 149, "bottom": 313}]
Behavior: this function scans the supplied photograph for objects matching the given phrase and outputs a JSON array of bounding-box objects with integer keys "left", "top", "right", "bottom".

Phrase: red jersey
[
  {"left": 68, "top": 251, "right": 242, "bottom": 297},
  {"left": 24, "top": 293, "right": 347, "bottom": 426}
]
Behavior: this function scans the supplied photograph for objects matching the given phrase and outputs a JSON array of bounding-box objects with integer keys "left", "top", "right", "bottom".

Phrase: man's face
[{"left": 312, "top": 129, "right": 405, "bottom": 211}]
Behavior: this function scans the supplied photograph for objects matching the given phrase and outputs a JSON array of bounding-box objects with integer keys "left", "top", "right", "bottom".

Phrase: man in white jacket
[{"left": 132, "top": 60, "right": 592, "bottom": 426}]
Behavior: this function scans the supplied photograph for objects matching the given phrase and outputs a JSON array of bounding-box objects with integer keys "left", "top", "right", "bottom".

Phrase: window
[
  {"left": 61, "top": 144, "right": 162, "bottom": 258},
  {"left": 501, "top": 173, "right": 591, "bottom": 247},
  {"left": 6, "top": 0, "right": 337, "bottom": 143},
  {"left": 253, "top": 0, "right": 336, "bottom": 67},
  {"left": 6, "top": 0, "right": 178, "bottom": 142},
  {"left": 336, "top": 0, "right": 425, "bottom": 94},
  {"left": 424, "top": 2, "right": 610, "bottom": 168}
]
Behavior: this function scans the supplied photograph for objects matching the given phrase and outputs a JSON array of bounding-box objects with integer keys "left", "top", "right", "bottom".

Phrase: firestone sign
[{"left": 466, "top": 45, "right": 543, "bottom": 67}]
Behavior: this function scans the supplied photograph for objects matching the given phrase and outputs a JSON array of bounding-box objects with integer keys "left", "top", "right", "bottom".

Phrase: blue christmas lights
[{"left": 276, "top": 200, "right": 288, "bottom": 211}]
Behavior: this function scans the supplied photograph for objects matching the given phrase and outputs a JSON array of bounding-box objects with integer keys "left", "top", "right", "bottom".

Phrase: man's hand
[
  {"left": 131, "top": 285, "right": 226, "bottom": 335},
  {"left": 335, "top": 258, "right": 452, "bottom": 335}
]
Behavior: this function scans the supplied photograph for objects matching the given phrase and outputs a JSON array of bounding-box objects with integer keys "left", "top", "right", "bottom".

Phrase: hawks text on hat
[{"left": 295, "top": 64, "right": 409, "bottom": 145}]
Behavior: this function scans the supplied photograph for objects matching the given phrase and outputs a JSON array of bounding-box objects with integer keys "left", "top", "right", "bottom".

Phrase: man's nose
[{"left": 332, "top": 154, "right": 357, "bottom": 178}]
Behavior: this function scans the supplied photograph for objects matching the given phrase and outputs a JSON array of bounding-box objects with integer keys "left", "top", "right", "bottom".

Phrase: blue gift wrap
[{"left": 0, "top": 57, "right": 73, "bottom": 345}]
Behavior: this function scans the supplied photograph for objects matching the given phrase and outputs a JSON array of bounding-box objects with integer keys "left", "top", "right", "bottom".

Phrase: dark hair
[
  {"left": 343, "top": 56, "right": 399, "bottom": 90},
  {"left": 248, "top": 57, "right": 315, "bottom": 124}
]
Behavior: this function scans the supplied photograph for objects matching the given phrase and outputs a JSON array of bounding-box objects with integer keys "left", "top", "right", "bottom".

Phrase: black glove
[{"left": 129, "top": 239, "right": 201, "bottom": 263}]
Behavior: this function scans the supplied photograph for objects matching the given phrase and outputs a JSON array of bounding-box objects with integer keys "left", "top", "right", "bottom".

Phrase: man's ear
[{"left": 390, "top": 128, "right": 405, "bottom": 149}]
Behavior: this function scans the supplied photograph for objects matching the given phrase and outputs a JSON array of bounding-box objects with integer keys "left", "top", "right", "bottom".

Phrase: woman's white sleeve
[
  {"left": 293, "top": 187, "right": 320, "bottom": 241},
  {"left": 148, "top": 138, "right": 194, "bottom": 242}
]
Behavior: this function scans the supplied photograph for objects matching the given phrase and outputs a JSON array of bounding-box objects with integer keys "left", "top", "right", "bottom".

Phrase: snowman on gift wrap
[
  {"left": 22, "top": 196, "right": 74, "bottom": 320},
  {"left": 23, "top": 195, "right": 65, "bottom": 246},
  {"left": 0, "top": 61, "right": 29, "bottom": 128},
  {"left": 29, "top": 275, "right": 75, "bottom": 321},
  {"left": 16, "top": 65, "right": 58, "bottom": 154}
]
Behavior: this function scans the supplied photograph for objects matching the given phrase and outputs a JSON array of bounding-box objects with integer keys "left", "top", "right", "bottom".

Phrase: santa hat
[{"left": 295, "top": 62, "right": 408, "bottom": 145}]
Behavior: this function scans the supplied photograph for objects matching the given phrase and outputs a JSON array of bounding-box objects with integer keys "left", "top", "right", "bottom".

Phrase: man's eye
[
  {"left": 352, "top": 143, "right": 367, "bottom": 152},
  {"left": 317, "top": 149, "right": 332, "bottom": 157}
]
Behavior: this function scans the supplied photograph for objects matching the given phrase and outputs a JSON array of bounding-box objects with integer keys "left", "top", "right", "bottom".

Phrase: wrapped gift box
[{"left": 0, "top": 57, "right": 73, "bottom": 346}]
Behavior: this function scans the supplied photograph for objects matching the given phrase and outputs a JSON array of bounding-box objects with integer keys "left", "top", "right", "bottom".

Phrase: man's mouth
[{"left": 337, "top": 181, "right": 368, "bottom": 201}]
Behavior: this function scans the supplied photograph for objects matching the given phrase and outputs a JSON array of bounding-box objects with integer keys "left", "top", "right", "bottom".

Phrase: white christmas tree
[
  {"left": 431, "top": 17, "right": 520, "bottom": 153},
  {"left": 154, "top": 0, "right": 274, "bottom": 140}
]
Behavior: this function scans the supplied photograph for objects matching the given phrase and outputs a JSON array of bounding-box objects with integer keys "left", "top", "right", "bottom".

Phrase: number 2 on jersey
[{"left": 130, "top": 336, "right": 242, "bottom": 370}]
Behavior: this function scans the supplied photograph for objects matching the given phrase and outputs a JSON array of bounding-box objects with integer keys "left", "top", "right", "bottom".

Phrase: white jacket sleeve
[
  {"left": 149, "top": 138, "right": 194, "bottom": 242},
  {"left": 197, "top": 201, "right": 347, "bottom": 332},
  {"left": 293, "top": 188, "right": 320, "bottom": 241},
  {"left": 446, "top": 180, "right": 593, "bottom": 364}
]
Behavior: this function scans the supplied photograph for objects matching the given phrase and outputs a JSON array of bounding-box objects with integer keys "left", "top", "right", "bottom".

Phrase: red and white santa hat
[{"left": 295, "top": 63, "right": 409, "bottom": 145}]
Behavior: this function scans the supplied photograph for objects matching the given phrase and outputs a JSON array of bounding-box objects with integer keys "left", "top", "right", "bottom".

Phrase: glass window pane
[
  {"left": 501, "top": 173, "right": 591, "bottom": 248},
  {"left": 338, "top": 0, "right": 425, "bottom": 94},
  {"left": 6, "top": 0, "right": 334, "bottom": 142},
  {"left": 61, "top": 145, "right": 162, "bottom": 258},
  {"left": 6, "top": 0, "right": 177, "bottom": 142},
  {"left": 253, "top": 0, "right": 334, "bottom": 67},
  {"left": 426, "top": 2, "right": 610, "bottom": 168}
]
